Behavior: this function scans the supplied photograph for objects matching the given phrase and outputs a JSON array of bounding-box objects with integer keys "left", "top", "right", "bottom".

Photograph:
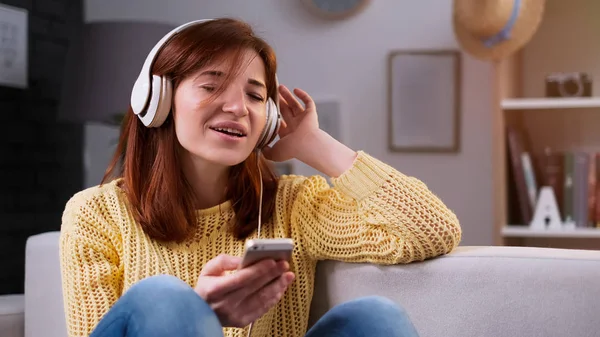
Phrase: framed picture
[{"left": 387, "top": 49, "right": 461, "bottom": 153}]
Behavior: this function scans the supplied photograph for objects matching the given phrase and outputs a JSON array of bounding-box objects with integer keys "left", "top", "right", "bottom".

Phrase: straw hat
[{"left": 453, "top": 0, "right": 545, "bottom": 61}]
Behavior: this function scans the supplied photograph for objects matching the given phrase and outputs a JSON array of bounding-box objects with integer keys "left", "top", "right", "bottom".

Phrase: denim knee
[
  {"left": 339, "top": 295, "right": 409, "bottom": 320},
  {"left": 124, "top": 274, "right": 197, "bottom": 307},
  {"left": 306, "top": 295, "right": 419, "bottom": 337},
  {"left": 122, "top": 274, "right": 222, "bottom": 336},
  {"left": 336, "top": 295, "right": 418, "bottom": 334}
]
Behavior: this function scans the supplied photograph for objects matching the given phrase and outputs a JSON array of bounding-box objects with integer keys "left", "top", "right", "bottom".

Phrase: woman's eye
[
  {"left": 249, "top": 93, "right": 264, "bottom": 102},
  {"left": 201, "top": 86, "right": 215, "bottom": 92}
]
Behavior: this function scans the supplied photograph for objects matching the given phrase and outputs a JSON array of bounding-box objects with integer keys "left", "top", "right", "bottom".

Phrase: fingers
[
  {"left": 278, "top": 93, "right": 295, "bottom": 122},
  {"left": 230, "top": 271, "right": 295, "bottom": 327},
  {"left": 279, "top": 85, "right": 305, "bottom": 117},
  {"left": 205, "top": 260, "right": 291, "bottom": 326},
  {"left": 240, "top": 271, "right": 295, "bottom": 321},
  {"left": 280, "top": 118, "right": 288, "bottom": 130},
  {"left": 203, "top": 259, "right": 285, "bottom": 302},
  {"left": 291, "top": 87, "right": 315, "bottom": 112},
  {"left": 201, "top": 254, "right": 241, "bottom": 276},
  {"left": 196, "top": 258, "right": 295, "bottom": 328},
  {"left": 227, "top": 260, "right": 289, "bottom": 300},
  {"left": 196, "top": 254, "right": 243, "bottom": 302}
]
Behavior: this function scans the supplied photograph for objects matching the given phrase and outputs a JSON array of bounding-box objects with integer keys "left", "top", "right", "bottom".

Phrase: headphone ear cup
[
  {"left": 138, "top": 75, "right": 163, "bottom": 127},
  {"left": 130, "top": 79, "right": 149, "bottom": 116},
  {"left": 136, "top": 75, "right": 172, "bottom": 127},
  {"left": 256, "top": 97, "right": 281, "bottom": 149},
  {"left": 149, "top": 77, "right": 173, "bottom": 127},
  {"left": 267, "top": 101, "right": 281, "bottom": 145}
]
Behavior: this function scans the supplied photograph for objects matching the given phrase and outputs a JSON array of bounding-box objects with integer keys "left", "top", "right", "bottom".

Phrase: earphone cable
[
  {"left": 257, "top": 152, "right": 263, "bottom": 239},
  {"left": 246, "top": 150, "right": 264, "bottom": 337}
]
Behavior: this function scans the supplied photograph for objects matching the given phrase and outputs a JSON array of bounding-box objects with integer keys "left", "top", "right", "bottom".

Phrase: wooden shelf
[
  {"left": 492, "top": 1, "right": 600, "bottom": 250},
  {"left": 501, "top": 97, "right": 600, "bottom": 110},
  {"left": 502, "top": 225, "right": 600, "bottom": 238}
]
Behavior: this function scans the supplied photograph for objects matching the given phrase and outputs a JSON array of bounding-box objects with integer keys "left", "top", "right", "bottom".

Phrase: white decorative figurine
[{"left": 530, "top": 186, "right": 574, "bottom": 230}]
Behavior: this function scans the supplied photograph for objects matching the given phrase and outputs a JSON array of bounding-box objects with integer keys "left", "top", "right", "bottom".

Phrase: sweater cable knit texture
[{"left": 59, "top": 151, "right": 462, "bottom": 337}]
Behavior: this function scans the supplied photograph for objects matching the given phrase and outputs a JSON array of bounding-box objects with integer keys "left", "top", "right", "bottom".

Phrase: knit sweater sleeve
[
  {"left": 289, "top": 151, "right": 462, "bottom": 264},
  {"left": 59, "top": 189, "right": 122, "bottom": 337}
]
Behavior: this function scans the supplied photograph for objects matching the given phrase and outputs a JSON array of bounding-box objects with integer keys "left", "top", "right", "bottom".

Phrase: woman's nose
[{"left": 221, "top": 90, "right": 248, "bottom": 117}]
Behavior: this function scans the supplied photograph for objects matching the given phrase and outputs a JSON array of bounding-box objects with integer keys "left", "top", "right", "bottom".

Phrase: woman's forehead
[{"left": 194, "top": 50, "right": 266, "bottom": 80}]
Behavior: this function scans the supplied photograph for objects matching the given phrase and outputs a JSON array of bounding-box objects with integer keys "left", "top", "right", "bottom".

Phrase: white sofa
[{"left": 22, "top": 231, "right": 600, "bottom": 337}]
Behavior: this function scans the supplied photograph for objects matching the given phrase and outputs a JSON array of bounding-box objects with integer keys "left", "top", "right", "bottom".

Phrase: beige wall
[{"left": 84, "top": 0, "right": 496, "bottom": 245}]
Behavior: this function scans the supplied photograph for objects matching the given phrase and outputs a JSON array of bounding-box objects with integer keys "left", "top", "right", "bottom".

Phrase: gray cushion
[
  {"left": 309, "top": 246, "right": 600, "bottom": 337},
  {"left": 0, "top": 294, "right": 24, "bottom": 337}
]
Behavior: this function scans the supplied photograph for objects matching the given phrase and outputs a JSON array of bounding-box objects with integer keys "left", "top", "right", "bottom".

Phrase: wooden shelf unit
[
  {"left": 502, "top": 226, "right": 600, "bottom": 239},
  {"left": 494, "top": 63, "right": 600, "bottom": 248},
  {"left": 502, "top": 97, "right": 600, "bottom": 110},
  {"left": 492, "top": 1, "right": 600, "bottom": 249}
]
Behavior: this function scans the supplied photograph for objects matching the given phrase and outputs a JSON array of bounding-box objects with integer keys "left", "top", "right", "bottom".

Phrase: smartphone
[{"left": 239, "top": 238, "right": 294, "bottom": 269}]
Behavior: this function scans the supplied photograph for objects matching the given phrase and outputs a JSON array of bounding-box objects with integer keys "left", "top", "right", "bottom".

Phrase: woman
[{"left": 59, "top": 18, "right": 462, "bottom": 337}]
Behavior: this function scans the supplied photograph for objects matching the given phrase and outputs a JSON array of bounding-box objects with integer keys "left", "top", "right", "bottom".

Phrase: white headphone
[{"left": 129, "top": 19, "right": 282, "bottom": 149}]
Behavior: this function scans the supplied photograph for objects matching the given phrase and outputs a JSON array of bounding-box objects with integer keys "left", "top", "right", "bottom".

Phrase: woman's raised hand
[{"left": 262, "top": 85, "right": 320, "bottom": 162}]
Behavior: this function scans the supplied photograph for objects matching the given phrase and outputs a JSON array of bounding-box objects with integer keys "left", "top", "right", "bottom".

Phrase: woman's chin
[
  {"left": 182, "top": 142, "right": 256, "bottom": 168},
  {"left": 208, "top": 149, "right": 254, "bottom": 167}
]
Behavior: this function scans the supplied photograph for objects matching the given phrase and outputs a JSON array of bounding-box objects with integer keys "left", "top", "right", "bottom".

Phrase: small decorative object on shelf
[
  {"left": 545, "top": 72, "right": 592, "bottom": 98},
  {"left": 530, "top": 186, "right": 575, "bottom": 230}
]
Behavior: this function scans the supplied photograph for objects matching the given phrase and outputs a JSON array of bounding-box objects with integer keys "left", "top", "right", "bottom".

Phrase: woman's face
[{"left": 173, "top": 49, "right": 268, "bottom": 168}]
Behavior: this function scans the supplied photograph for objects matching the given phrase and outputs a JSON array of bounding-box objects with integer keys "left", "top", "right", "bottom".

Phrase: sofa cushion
[
  {"left": 309, "top": 246, "right": 600, "bottom": 337},
  {"left": 25, "top": 232, "right": 66, "bottom": 337},
  {"left": 0, "top": 294, "right": 24, "bottom": 337}
]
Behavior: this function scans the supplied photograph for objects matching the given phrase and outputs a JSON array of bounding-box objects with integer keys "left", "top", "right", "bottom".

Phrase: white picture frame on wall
[
  {"left": 0, "top": 4, "right": 28, "bottom": 89},
  {"left": 387, "top": 49, "right": 461, "bottom": 153}
]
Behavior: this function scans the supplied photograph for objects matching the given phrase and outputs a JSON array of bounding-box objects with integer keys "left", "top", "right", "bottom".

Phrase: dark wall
[{"left": 0, "top": 0, "right": 84, "bottom": 294}]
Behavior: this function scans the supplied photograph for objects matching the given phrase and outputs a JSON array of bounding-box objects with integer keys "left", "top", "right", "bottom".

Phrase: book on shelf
[{"left": 506, "top": 126, "right": 600, "bottom": 228}]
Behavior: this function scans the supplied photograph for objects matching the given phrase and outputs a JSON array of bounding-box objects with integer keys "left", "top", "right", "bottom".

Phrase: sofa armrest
[
  {"left": 25, "top": 231, "right": 66, "bottom": 337},
  {"left": 309, "top": 246, "right": 600, "bottom": 337}
]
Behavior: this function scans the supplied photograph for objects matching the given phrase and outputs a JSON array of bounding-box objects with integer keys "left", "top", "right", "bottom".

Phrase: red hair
[{"left": 103, "top": 18, "right": 279, "bottom": 242}]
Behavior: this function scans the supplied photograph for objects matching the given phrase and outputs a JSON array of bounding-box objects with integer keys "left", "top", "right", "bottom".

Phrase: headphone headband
[{"left": 130, "top": 19, "right": 213, "bottom": 115}]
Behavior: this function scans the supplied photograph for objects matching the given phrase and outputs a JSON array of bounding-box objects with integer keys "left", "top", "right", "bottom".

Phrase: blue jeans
[{"left": 90, "top": 275, "right": 420, "bottom": 337}]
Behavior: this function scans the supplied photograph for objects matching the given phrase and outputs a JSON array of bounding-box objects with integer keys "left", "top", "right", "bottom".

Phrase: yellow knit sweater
[{"left": 59, "top": 151, "right": 461, "bottom": 337}]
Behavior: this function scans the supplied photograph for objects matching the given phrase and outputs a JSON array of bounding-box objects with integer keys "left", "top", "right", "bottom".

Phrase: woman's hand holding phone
[{"left": 194, "top": 254, "right": 295, "bottom": 328}]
